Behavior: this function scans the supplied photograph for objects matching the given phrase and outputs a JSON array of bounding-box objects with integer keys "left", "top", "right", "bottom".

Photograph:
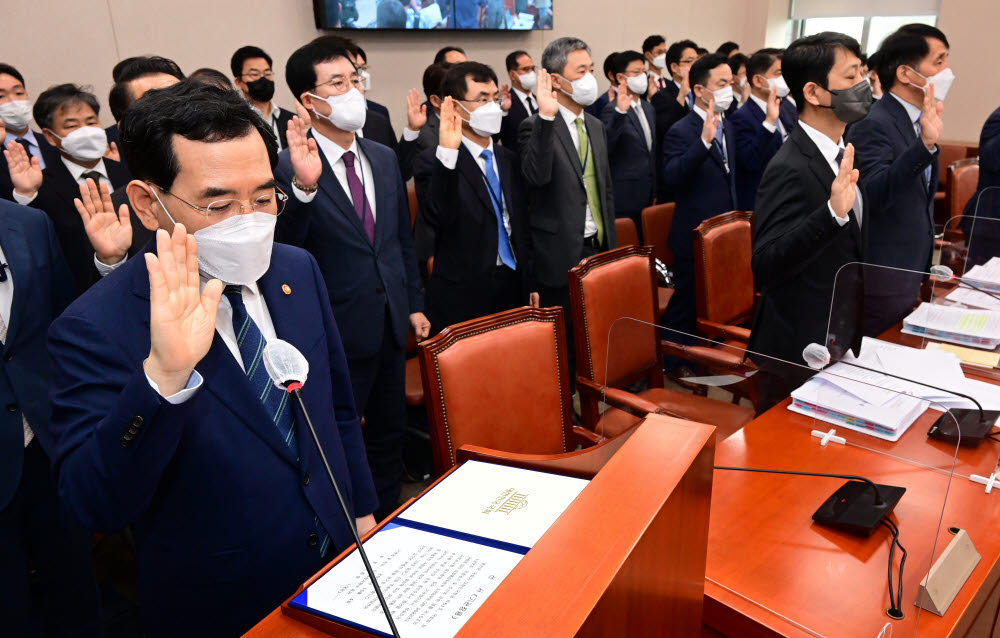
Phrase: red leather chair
[
  {"left": 693, "top": 211, "right": 754, "bottom": 344},
  {"left": 640, "top": 202, "right": 676, "bottom": 320},
  {"left": 404, "top": 330, "right": 424, "bottom": 408},
  {"left": 615, "top": 217, "right": 639, "bottom": 247},
  {"left": 936, "top": 144, "right": 975, "bottom": 226},
  {"left": 407, "top": 183, "right": 418, "bottom": 228},
  {"left": 418, "top": 307, "right": 626, "bottom": 475},
  {"left": 568, "top": 246, "right": 755, "bottom": 440}
]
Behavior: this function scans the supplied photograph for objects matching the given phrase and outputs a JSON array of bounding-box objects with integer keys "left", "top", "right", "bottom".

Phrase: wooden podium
[{"left": 246, "top": 415, "right": 715, "bottom": 637}]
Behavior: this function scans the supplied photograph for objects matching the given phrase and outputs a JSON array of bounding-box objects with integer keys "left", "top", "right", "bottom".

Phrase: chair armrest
[
  {"left": 659, "top": 340, "right": 752, "bottom": 370},
  {"left": 572, "top": 425, "right": 604, "bottom": 446},
  {"left": 576, "top": 377, "right": 663, "bottom": 417},
  {"left": 699, "top": 320, "right": 751, "bottom": 343}
]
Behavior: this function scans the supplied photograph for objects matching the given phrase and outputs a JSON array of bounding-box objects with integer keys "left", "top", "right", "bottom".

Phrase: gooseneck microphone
[
  {"left": 930, "top": 264, "right": 1000, "bottom": 305},
  {"left": 262, "top": 340, "right": 401, "bottom": 638}
]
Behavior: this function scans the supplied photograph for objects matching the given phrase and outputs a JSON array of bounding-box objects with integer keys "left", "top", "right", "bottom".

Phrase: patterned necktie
[
  {"left": 480, "top": 149, "right": 516, "bottom": 269},
  {"left": 342, "top": 151, "right": 375, "bottom": 243},
  {"left": 574, "top": 117, "right": 604, "bottom": 244},
  {"left": 14, "top": 138, "right": 32, "bottom": 160},
  {"left": 0, "top": 306, "right": 32, "bottom": 447},
  {"left": 223, "top": 286, "right": 330, "bottom": 556},
  {"left": 714, "top": 117, "right": 729, "bottom": 173}
]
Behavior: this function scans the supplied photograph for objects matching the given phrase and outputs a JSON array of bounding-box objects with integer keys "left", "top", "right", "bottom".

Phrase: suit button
[
  {"left": 302, "top": 473, "right": 311, "bottom": 486},
  {"left": 119, "top": 437, "right": 130, "bottom": 448},
  {"left": 2, "top": 352, "right": 11, "bottom": 362},
  {"left": 307, "top": 533, "right": 319, "bottom": 547},
  {"left": 130, "top": 416, "right": 144, "bottom": 428},
  {"left": 6, "top": 403, "right": 16, "bottom": 413}
]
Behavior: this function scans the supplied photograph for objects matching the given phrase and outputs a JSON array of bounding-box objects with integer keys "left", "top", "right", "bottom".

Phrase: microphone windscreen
[
  {"left": 802, "top": 343, "right": 831, "bottom": 370},
  {"left": 930, "top": 264, "right": 954, "bottom": 280},
  {"left": 262, "top": 339, "right": 310, "bottom": 389}
]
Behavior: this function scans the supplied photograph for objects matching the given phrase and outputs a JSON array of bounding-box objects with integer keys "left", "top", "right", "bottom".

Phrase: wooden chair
[
  {"left": 936, "top": 144, "right": 977, "bottom": 226},
  {"left": 418, "top": 307, "right": 646, "bottom": 475},
  {"left": 640, "top": 202, "right": 676, "bottom": 320},
  {"left": 942, "top": 158, "right": 980, "bottom": 240},
  {"left": 615, "top": 217, "right": 639, "bottom": 247},
  {"left": 568, "top": 246, "right": 755, "bottom": 440},
  {"left": 693, "top": 211, "right": 754, "bottom": 345}
]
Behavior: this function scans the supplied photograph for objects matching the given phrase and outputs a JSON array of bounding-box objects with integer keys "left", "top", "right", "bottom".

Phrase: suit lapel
[
  {"left": 358, "top": 138, "right": 388, "bottom": 250},
  {"left": 584, "top": 113, "right": 609, "bottom": 202},
  {"left": 553, "top": 118, "right": 585, "bottom": 187},
  {"left": 1, "top": 215, "right": 29, "bottom": 347},
  {"left": 312, "top": 131, "right": 372, "bottom": 248},
  {"left": 456, "top": 145, "right": 494, "bottom": 218}
]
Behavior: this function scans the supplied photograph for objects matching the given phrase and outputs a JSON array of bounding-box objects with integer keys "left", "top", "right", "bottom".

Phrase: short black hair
[
  {"left": 666, "top": 39, "right": 698, "bottom": 72},
  {"left": 717, "top": 41, "right": 740, "bottom": 57},
  {"left": 356, "top": 46, "right": 368, "bottom": 63},
  {"left": 376, "top": 1, "right": 406, "bottom": 28},
  {"left": 696, "top": 47, "right": 709, "bottom": 56},
  {"left": 108, "top": 56, "right": 185, "bottom": 121},
  {"left": 434, "top": 46, "right": 466, "bottom": 65},
  {"left": 441, "top": 62, "right": 498, "bottom": 101},
  {"left": 867, "top": 50, "right": 883, "bottom": 79},
  {"left": 285, "top": 39, "right": 356, "bottom": 101},
  {"left": 190, "top": 68, "right": 233, "bottom": 90},
  {"left": 859, "top": 53, "right": 869, "bottom": 67},
  {"left": 119, "top": 79, "right": 277, "bottom": 191},
  {"left": 728, "top": 52, "right": 748, "bottom": 76},
  {"left": 783, "top": 31, "right": 862, "bottom": 110},
  {"left": 689, "top": 53, "right": 729, "bottom": 90},
  {"left": 422, "top": 63, "right": 450, "bottom": 100},
  {"left": 602, "top": 52, "right": 619, "bottom": 83},
  {"left": 0, "top": 63, "right": 25, "bottom": 87},
  {"left": 613, "top": 50, "right": 646, "bottom": 78},
  {"left": 311, "top": 34, "right": 360, "bottom": 57},
  {"left": 231, "top": 46, "right": 272, "bottom": 78},
  {"left": 747, "top": 48, "right": 783, "bottom": 80},
  {"left": 34, "top": 84, "right": 101, "bottom": 130},
  {"left": 642, "top": 35, "right": 665, "bottom": 54},
  {"left": 875, "top": 24, "right": 949, "bottom": 91},
  {"left": 505, "top": 50, "right": 530, "bottom": 72}
]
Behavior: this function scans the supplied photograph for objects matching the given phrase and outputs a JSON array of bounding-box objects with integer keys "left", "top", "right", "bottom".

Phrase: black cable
[
  {"left": 881, "top": 519, "right": 906, "bottom": 618},
  {"left": 881, "top": 521, "right": 898, "bottom": 613},
  {"left": 713, "top": 466, "right": 884, "bottom": 504}
]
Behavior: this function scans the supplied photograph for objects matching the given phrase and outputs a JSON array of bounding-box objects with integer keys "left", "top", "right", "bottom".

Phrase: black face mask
[
  {"left": 819, "top": 79, "right": 873, "bottom": 124},
  {"left": 245, "top": 77, "right": 275, "bottom": 103}
]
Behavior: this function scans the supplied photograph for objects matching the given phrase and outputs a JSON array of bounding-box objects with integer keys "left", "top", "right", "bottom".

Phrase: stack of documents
[
  {"left": 902, "top": 302, "right": 1000, "bottom": 349},
  {"left": 961, "top": 257, "right": 1000, "bottom": 294},
  {"left": 289, "top": 461, "right": 589, "bottom": 638}
]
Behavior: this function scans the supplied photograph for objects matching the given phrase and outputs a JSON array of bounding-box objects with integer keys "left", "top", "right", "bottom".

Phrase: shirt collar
[
  {"left": 61, "top": 156, "right": 109, "bottom": 183},
  {"left": 557, "top": 102, "right": 585, "bottom": 127},
  {"left": 251, "top": 102, "right": 280, "bottom": 122},
  {"left": 797, "top": 119, "right": 845, "bottom": 168},
  {"left": 460, "top": 134, "right": 494, "bottom": 159},
  {"left": 889, "top": 91, "right": 922, "bottom": 124},
  {"left": 511, "top": 86, "right": 532, "bottom": 100},
  {"left": 692, "top": 103, "right": 708, "bottom": 121},
  {"left": 4, "top": 129, "right": 39, "bottom": 147},
  {"left": 748, "top": 93, "right": 768, "bottom": 114},
  {"left": 312, "top": 127, "right": 358, "bottom": 166}
]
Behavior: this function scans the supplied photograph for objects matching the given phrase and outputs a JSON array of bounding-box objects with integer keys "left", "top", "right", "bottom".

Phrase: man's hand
[
  {"left": 406, "top": 88, "right": 427, "bottom": 131},
  {"left": 919, "top": 81, "right": 944, "bottom": 151},
  {"left": 829, "top": 143, "right": 859, "bottom": 219},
  {"left": 104, "top": 141, "right": 120, "bottom": 162},
  {"left": 439, "top": 97, "right": 463, "bottom": 150},
  {"left": 764, "top": 84, "right": 780, "bottom": 126},
  {"left": 615, "top": 79, "right": 631, "bottom": 112},
  {"left": 646, "top": 74, "right": 659, "bottom": 100},
  {"left": 74, "top": 178, "right": 131, "bottom": 265},
  {"left": 739, "top": 78, "right": 751, "bottom": 106},
  {"left": 499, "top": 83, "right": 512, "bottom": 113},
  {"left": 356, "top": 514, "right": 377, "bottom": 536},
  {"left": 3, "top": 141, "right": 43, "bottom": 198},
  {"left": 410, "top": 312, "right": 431, "bottom": 341},
  {"left": 144, "top": 225, "right": 223, "bottom": 396},
  {"left": 535, "top": 69, "right": 560, "bottom": 118},
  {"left": 529, "top": 292, "right": 540, "bottom": 308},
  {"left": 287, "top": 116, "right": 322, "bottom": 189},
  {"left": 700, "top": 94, "right": 719, "bottom": 145}
]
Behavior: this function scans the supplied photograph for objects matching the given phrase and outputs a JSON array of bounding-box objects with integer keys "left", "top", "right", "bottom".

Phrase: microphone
[
  {"left": 262, "top": 340, "right": 401, "bottom": 638},
  {"left": 803, "top": 343, "right": 1000, "bottom": 447},
  {"left": 930, "top": 265, "right": 1000, "bottom": 305}
]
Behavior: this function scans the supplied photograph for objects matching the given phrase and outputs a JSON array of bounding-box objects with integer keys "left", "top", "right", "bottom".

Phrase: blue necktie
[
  {"left": 223, "top": 286, "right": 330, "bottom": 556},
  {"left": 916, "top": 113, "right": 932, "bottom": 190},
  {"left": 713, "top": 117, "right": 729, "bottom": 173},
  {"left": 480, "top": 149, "right": 516, "bottom": 270}
]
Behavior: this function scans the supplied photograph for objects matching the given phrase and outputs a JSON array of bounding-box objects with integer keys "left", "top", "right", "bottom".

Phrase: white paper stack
[{"left": 902, "top": 302, "right": 1000, "bottom": 349}]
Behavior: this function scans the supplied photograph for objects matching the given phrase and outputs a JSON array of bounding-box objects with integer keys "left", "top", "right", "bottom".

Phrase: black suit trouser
[{"left": 427, "top": 265, "right": 522, "bottom": 335}]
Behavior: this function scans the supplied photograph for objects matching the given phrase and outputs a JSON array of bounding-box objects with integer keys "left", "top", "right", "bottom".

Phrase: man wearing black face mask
[
  {"left": 232, "top": 46, "right": 295, "bottom": 151},
  {"left": 748, "top": 31, "right": 869, "bottom": 412}
]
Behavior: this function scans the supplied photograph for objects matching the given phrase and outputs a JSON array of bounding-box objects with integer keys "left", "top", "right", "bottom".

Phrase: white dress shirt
[
  {"left": 291, "top": 130, "right": 377, "bottom": 222},
  {"left": 4, "top": 129, "right": 46, "bottom": 169},
  {"left": 691, "top": 104, "right": 729, "bottom": 171},
  {"left": 648, "top": 70, "right": 667, "bottom": 91},
  {"left": 436, "top": 137, "right": 515, "bottom": 266},
  {"left": 511, "top": 86, "right": 536, "bottom": 114},
  {"left": 252, "top": 102, "right": 286, "bottom": 150},
  {"left": 539, "top": 103, "right": 598, "bottom": 238},
  {"left": 797, "top": 120, "right": 864, "bottom": 228},
  {"left": 614, "top": 97, "right": 653, "bottom": 149},
  {"left": 748, "top": 93, "right": 785, "bottom": 138},
  {"left": 13, "top": 156, "right": 113, "bottom": 206},
  {"left": 0, "top": 240, "right": 31, "bottom": 446}
]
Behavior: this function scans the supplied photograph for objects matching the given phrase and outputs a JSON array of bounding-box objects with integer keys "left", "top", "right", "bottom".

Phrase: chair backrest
[
  {"left": 641, "top": 203, "right": 675, "bottom": 266},
  {"left": 948, "top": 158, "right": 980, "bottom": 221},
  {"left": 615, "top": 217, "right": 639, "bottom": 247},
  {"left": 418, "top": 307, "right": 574, "bottom": 474},
  {"left": 407, "top": 183, "right": 418, "bottom": 227},
  {"left": 569, "top": 246, "right": 660, "bottom": 390},
  {"left": 693, "top": 211, "right": 754, "bottom": 330},
  {"left": 938, "top": 143, "right": 969, "bottom": 188}
]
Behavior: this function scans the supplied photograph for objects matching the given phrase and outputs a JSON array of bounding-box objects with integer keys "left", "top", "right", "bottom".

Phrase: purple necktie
[{"left": 342, "top": 150, "right": 375, "bottom": 243}]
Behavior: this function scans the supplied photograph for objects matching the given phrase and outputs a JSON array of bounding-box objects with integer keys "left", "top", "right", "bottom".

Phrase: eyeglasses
[
  {"left": 459, "top": 97, "right": 502, "bottom": 107},
  {"left": 242, "top": 70, "right": 274, "bottom": 81},
  {"left": 158, "top": 187, "right": 288, "bottom": 218},
  {"left": 312, "top": 75, "right": 363, "bottom": 94}
]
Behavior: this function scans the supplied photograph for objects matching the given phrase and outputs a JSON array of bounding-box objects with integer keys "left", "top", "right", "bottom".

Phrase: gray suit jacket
[{"left": 518, "top": 111, "right": 617, "bottom": 288}]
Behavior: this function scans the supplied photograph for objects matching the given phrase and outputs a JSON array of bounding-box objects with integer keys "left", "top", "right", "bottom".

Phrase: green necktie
[{"left": 575, "top": 117, "right": 604, "bottom": 244}]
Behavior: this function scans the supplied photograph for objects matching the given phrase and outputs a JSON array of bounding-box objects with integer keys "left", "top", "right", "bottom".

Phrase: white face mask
[
  {"left": 307, "top": 88, "right": 367, "bottom": 132},
  {"left": 561, "top": 72, "right": 599, "bottom": 107},
  {"left": 766, "top": 76, "right": 790, "bottom": 99},
  {"left": 518, "top": 71, "right": 537, "bottom": 91},
  {"left": 53, "top": 125, "right": 108, "bottom": 161},
  {"left": 626, "top": 74, "right": 649, "bottom": 97},
  {"left": 708, "top": 86, "right": 734, "bottom": 113},
  {"left": 459, "top": 100, "right": 503, "bottom": 137},
  {"left": 0, "top": 100, "right": 33, "bottom": 130},
  {"left": 651, "top": 53, "right": 667, "bottom": 70},
  {"left": 153, "top": 188, "right": 276, "bottom": 285},
  {"left": 907, "top": 66, "right": 955, "bottom": 102},
  {"left": 359, "top": 70, "right": 372, "bottom": 92}
]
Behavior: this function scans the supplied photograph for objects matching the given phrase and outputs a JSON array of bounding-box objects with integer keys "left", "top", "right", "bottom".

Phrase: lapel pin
[{"left": 282, "top": 284, "right": 291, "bottom": 295}]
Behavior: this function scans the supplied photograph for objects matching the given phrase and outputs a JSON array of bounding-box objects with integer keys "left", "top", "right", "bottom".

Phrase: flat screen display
[{"left": 315, "top": 0, "right": 553, "bottom": 30}]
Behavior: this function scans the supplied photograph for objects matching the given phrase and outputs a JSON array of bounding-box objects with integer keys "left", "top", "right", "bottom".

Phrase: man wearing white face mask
[
  {"left": 847, "top": 24, "right": 950, "bottom": 336},
  {"left": 643, "top": 35, "right": 669, "bottom": 92},
  {"left": 275, "top": 39, "right": 427, "bottom": 522},
  {"left": 0, "top": 64, "right": 54, "bottom": 203},
  {"left": 4, "top": 84, "right": 130, "bottom": 294},
  {"left": 499, "top": 50, "right": 538, "bottom": 153}
]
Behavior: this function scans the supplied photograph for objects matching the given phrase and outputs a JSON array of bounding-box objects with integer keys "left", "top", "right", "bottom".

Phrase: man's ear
[
  {"left": 896, "top": 64, "right": 922, "bottom": 89},
  {"left": 752, "top": 74, "right": 768, "bottom": 91},
  {"left": 802, "top": 81, "right": 824, "bottom": 107},
  {"left": 429, "top": 95, "right": 442, "bottom": 109},
  {"left": 41, "top": 128, "right": 60, "bottom": 147},
  {"left": 127, "top": 180, "right": 164, "bottom": 233}
]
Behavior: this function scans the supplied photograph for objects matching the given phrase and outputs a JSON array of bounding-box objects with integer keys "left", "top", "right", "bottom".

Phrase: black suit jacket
[
  {"left": 275, "top": 107, "right": 295, "bottom": 150},
  {"left": 729, "top": 97, "right": 798, "bottom": 211},
  {"left": 748, "top": 124, "right": 866, "bottom": 367},
  {"left": 397, "top": 109, "right": 439, "bottom": 183},
  {"left": 499, "top": 91, "right": 534, "bottom": 153},
  {"left": 0, "top": 131, "right": 55, "bottom": 203},
  {"left": 367, "top": 99, "right": 391, "bottom": 123},
  {"left": 601, "top": 100, "right": 657, "bottom": 217},
  {"left": 650, "top": 81, "right": 690, "bottom": 201},
  {"left": 362, "top": 110, "right": 398, "bottom": 154},
  {"left": 518, "top": 111, "right": 617, "bottom": 289}
]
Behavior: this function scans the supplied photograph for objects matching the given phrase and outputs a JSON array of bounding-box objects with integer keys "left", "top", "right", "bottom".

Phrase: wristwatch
[{"left": 292, "top": 176, "right": 319, "bottom": 194}]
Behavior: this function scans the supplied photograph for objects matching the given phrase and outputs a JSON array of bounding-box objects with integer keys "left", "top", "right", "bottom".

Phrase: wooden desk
[{"left": 882, "top": 322, "right": 1000, "bottom": 384}]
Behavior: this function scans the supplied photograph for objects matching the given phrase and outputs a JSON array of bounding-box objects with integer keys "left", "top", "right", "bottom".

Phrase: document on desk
[
  {"left": 902, "top": 302, "right": 1000, "bottom": 349},
  {"left": 961, "top": 257, "right": 1000, "bottom": 293},
  {"left": 945, "top": 286, "right": 1000, "bottom": 311}
]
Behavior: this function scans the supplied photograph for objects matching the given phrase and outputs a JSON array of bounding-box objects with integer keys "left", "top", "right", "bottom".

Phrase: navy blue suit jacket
[
  {"left": 274, "top": 134, "right": 423, "bottom": 361},
  {"left": 729, "top": 97, "right": 798, "bottom": 211},
  {"left": 0, "top": 201, "right": 75, "bottom": 509},
  {"left": 586, "top": 87, "right": 615, "bottom": 119},
  {"left": 45, "top": 242, "right": 377, "bottom": 637},
  {"left": 601, "top": 99, "right": 657, "bottom": 215},
  {"left": 662, "top": 109, "right": 738, "bottom": 262},
  {"left": 367, "top": 98, "right": 391, "bottom": 123}
]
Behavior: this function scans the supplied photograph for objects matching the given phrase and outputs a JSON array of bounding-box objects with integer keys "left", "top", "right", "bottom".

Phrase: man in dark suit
[
  {"left": 848, "top": 24, "right": 950, "bottom": 336},
  {"left": 5, "top": 84, "right": 131, "bottom": 294},
  {"left": 0, "top": 199, "right": 101, "bottom": 638},
  {"left": 661, "top": 53, "right": 737, "bottom": 336},
  {"left": 398, "top": 63, "right": 448, "bottom": 181},
  {"left": 643, "top": 35, "right": 669, "bottom": 92},
  {"left": 499, "top": 50, "right": 538, "bottom": 153},
  {"left": 355, "top": 45, "right": 393, "bottom": 124},
  {"left": 106, "top": 56, "right": 184, "bottom": 149},
  {"left": 0, "top": 64, "right": 54, "bottom": 203},
  {"left": 276, "top": 40, "right": 427, "bottom": 520},
  {"left": 602, "top": 50, "right": 657, "bottom": 241},
  {"left": 650, "top": 39, "right": 698, "bottom": 201},
  {"left": 749, "top": 32, "right": 868, "bottom": 412},
  {"left": 519, "top": 37, "right": 617, "bottom": 385},
  {"left": 413, "top": 63, "right": 537, "bottom": 333},
  {"left": 586, "top": 52, "right": 620, "bottom": 119},
  {"left": 961, "top": 105, "right": 1000, "bottom": 253},
  {"left": 231, "top": 46, "right": 295, "bottom": 151},
  {"left": 729, "top": 48, "right": 799, "bottom": 211},
  {"left": 45, "top": 80, "right": 377, "bottom": 638}
]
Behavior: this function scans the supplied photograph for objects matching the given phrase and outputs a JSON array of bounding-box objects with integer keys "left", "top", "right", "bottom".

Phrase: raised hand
[
  {"left": 535, "top": 69, "right": 560, "bottom": 118},
  {"left": 646, "top": 73, "right": 659, "bottom": 100},
  {"left": 615, "top": 79, "right": 631, "bottom": 112},
  {"left": 499, "top": 83, "right": 512, "bottom": 113},
  {"left": 104, "top": 141, "right": 120, "bottom": 162},
  {"left": 764, "top": 84, "right": 780, "bottom": 126},
  {"left": 74, "top": 178, "right": 131, "bottom": 264},
  {"left": 439, "top": 97, "right": 463, "bottom": 149},
  {"left": 829, "top": 143, "right": 859, "bottom": 219},
  {"left": 740, "top": 78, "right": 751, "bottom": 105},
  {"left": 144, "top": 224, "right": 223, "bottom": 396},
  {"left": 406, "top": 88, "right": 427, "bottom": 131},
  {"left": 3, "top": 141, "right": 43, "bottom": 198},
  {"left": 287, "top": 115, "right": 322, "bottom": 189},
  {"left": 919, "top": 81, "right": 944, "bottom": 150},
  {"left": 700, "top": 93, "right": 719, "bottom": 145}
]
